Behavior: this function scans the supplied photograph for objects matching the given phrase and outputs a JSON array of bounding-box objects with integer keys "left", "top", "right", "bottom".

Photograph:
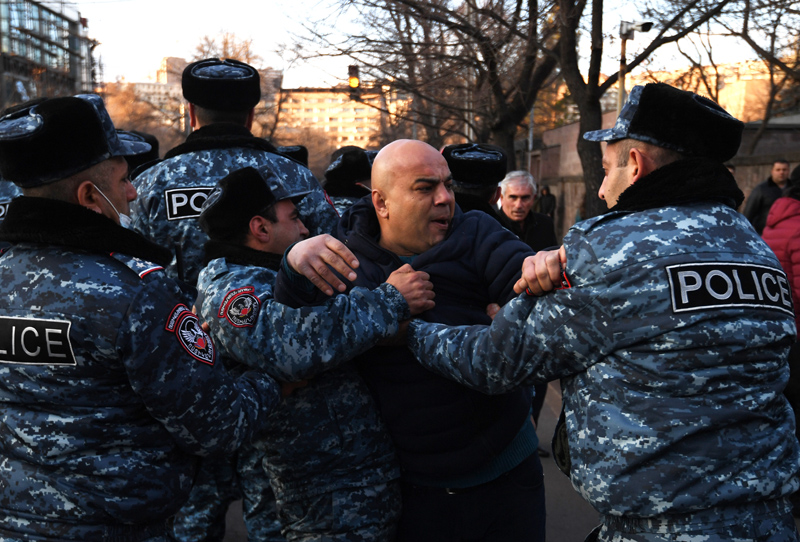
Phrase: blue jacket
[
  {"left": 408, "top": 159, "right": 800, "bottom": 520},
  {"left": 277, "top": 197, "right": 538, "bottom": 487},
  {"left": 0, "top": 197, "right": 280, "bottom": 540}
]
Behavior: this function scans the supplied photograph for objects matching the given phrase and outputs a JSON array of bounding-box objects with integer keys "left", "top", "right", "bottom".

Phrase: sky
[
  {"left": 52, "top": 0, "right": 757, "bottom": 88},
  {"left": 50, "top": 0, "right": 350, "bottom": 87}
]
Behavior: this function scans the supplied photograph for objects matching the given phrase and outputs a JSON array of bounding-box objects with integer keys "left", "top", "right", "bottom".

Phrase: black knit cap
[
  {"left": 442, "top": 143, "right": 508, "bottom": 187},
  {"left": 199, "top": 165, "right": 311, "bottom": 240},
  {"left": 182, "top": 58, "right": 261, "bottom": 111},
  {"left": 584, "top": 83, "right": 744, "bottom": 162},
  {"left": 0, "top": 94, "right": 151, "bottom": 187}
]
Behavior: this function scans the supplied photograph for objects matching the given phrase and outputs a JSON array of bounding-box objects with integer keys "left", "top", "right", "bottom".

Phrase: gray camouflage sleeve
[
  {"left": 407, "top": 239, "right": 614, "bottom": 394},
  {"left": 206, "top": 282, "right": 410, "bottom": 381},
  {"left": 118, "top": 278, "right": 281, "bottom": 456}
]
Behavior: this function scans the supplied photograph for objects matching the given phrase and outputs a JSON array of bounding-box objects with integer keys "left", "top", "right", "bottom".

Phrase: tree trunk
[
  {"left": 575, "top": 99, "right": 607, "bottom": 219},
  {"left": 492, "top": 125, "right": 518, "bottom": 172}
]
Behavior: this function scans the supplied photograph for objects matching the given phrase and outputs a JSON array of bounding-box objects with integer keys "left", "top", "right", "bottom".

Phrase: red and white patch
[
  {"left": 218, "top": 287, "right": 261, "bottom": 328},
  {"left": 166, "top": 304, "right": 215, "bottom": 365}
]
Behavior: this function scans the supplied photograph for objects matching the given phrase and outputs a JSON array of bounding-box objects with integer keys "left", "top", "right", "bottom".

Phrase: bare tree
[
  {"left": 556, "top": 0, "right": 735, "bottom": 218},
  {"left": 104, "top": 82, "right": 186, "bottom": 156},
  {"left": 193, "top": 32, "right": 264, "bottom": 67},
  {"left": 298, "top": 0, "right": 560, "bottom": 168},
  {"left": 722, "top": 0, "right": 800, "bottom": 84}
]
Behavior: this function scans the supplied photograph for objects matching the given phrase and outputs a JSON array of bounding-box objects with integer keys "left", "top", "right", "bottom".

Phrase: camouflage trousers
[
  {"left": 278, "top": 481, "right": 401, "bottom": 542},
  {"left": 171, "top": 448, "right": 284, "bottom": 542},
  {"left": 585, "top": 498, "right": 799, "bottom": 542}
]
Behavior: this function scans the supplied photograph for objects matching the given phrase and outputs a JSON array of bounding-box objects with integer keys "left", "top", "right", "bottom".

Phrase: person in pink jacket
[
  {"left": 763, "top": 178, "right": 800, "bottom": 518},
  {"left": 763, "top": 180, "right": 800, "bottom": 337}
]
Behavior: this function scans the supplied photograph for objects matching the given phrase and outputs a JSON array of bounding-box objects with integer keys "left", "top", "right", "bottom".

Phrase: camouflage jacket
[
  {"left": 130, "top": 123, "right": 338, "bottom": 284},
  {"left": 196, "top": 241, "right": 404, "bottom": 503},
  {"left": 408, "top": 159, "right": 800, "bottom": 517},
  {"left": 0, "top": 197, "right": 280, "bottom": 539}
]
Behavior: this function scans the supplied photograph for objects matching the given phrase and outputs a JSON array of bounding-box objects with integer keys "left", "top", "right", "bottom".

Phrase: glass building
[{"left": 0, "top": 0, "right": 92, "bottom": 109}]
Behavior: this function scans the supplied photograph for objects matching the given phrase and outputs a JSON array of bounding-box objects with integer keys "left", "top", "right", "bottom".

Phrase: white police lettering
[
  {"left": 667, "top": 262, "right": 794, "bottom": 316},
  {"left": 0, "top": 316, "right": 76, "bottom": 366},
  {"left": 0, "top": 199, "right": 10, "bottom": 220},
  {"left": 164, "top": 187, "right": 214, "bottom": 220}
]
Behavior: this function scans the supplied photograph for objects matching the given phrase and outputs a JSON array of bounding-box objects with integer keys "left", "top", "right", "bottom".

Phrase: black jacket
[{"left": 277, "top": 197, "right": 538, "bottom": 485}]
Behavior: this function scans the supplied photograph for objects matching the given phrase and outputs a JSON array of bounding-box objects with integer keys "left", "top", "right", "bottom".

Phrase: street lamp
[{"left": 617, "top": 20, "right": 654, "bottom": 115}]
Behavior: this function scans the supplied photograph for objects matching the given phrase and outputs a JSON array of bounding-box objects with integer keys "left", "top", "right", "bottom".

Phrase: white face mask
[{"left": 93, "top": 183, "right": 132, "bottom": 229}]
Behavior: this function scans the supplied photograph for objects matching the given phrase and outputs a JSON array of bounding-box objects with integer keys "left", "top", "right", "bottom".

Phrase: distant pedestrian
[
  {"left": 743, "top": 158, "right": 791, "bottom": 234},
  {"left": 538, "top": 185, "right": 556, "bottom": 220}
]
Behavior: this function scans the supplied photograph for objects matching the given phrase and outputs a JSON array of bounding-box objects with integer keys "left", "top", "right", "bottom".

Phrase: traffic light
[{"left": 348, "top": 65, "right": 361, "bottom": 101}]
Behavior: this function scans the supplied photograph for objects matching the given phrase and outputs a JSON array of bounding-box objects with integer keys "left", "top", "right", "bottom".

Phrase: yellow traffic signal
[
  {"left": 348, "top": 65, "right": 360, "bottom": 89},
  {"left": 348, "top": 65, "right": 361, "bottom": 100}
]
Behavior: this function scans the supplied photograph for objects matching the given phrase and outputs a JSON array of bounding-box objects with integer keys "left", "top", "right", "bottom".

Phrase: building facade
[
  {"left": 0, "top": 0, "right": 92, "bottom": 109},
  {"left": 277, "top": 86, "right": 390, "bottom": 146}
]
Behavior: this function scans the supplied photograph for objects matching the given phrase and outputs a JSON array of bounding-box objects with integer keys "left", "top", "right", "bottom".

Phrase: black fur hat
[
  {"left": 584, "top": 83, "right": 743, "bottom": 162},
  {"left": 442, "top": 143, "right": 508, "bottom": 187},
  {"left": 182, "top": 58, "right": 261, "bottom": 111},
  {"left": 0, "top": 94, "right": 151, "bottom": 187},
  {"left": 324, "top": 147, "right": 372, "bottom": 197},
  {"left": 278, "top": 145, "right": 309, "bottom": 167}
]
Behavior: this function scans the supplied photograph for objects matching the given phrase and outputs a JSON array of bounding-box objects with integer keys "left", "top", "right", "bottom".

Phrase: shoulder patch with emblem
[
  {"left": 166, "top": 304, "right": 215, "bottom": 365},
  {"left": 218, "top": 286, "right": 261, "bottom": 328}
]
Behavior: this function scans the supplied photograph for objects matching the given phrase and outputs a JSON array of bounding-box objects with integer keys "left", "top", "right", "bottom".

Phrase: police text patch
[
  {"left": 218, "top": 286, "right": 261, "bottom": 328},
  {"left": 0, "top": 316, "right": 76, "bottom": 366},
  {"left": 164, "top": 187, "right": 215, "bottom": 221},
  {"left": 667, "top": 262, "right": 794, "bottom": 316},
  {"left": 166, "top": 304, "right": 215, "bottom": 365}
]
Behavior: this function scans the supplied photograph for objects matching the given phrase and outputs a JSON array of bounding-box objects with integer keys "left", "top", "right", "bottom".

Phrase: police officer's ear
[
  {"left": 75, "top": 180, "right": 105, "bottom": 215},
  {"left": 188, "top": 103, "right": 199, "bottom": 130},
  {"left": 628, "top": 146, "right": 657, "bottom": 185},
  {"left": 248, "top": 215, "right": 272, "bottom": 246}
]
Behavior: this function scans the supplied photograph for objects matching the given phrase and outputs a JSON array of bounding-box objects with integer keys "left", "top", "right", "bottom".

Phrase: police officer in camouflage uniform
[
  {"left": 0, "top": 95, "right": 282, "bottom": 541},
  {"left": 406, "top": 83, "right": 800, "bottom": 541},
  {"left": 130, "top": 58, "right": 338, "bottom": 285},
  {"left": 187, "top": 165, "right": 434, "bottom": 541}
]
